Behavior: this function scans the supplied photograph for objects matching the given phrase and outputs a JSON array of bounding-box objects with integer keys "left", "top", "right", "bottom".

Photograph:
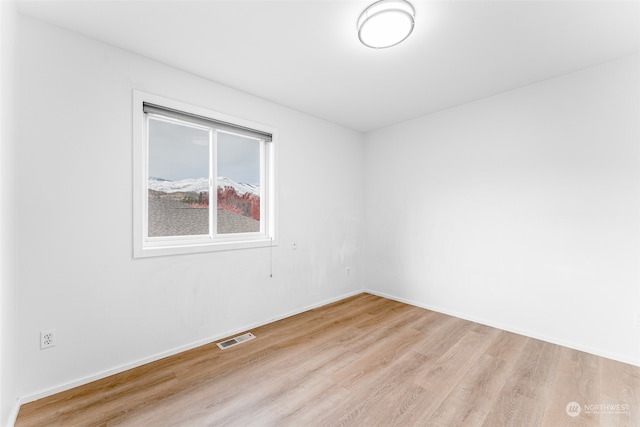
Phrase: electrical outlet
[
  {"left": 41, "top": 330, "right": 56, "bottom": 349},
  {"left": 346, "top": 267, "right": 351, "bottom": 276},
  {"left": 291, "top": 241, "right": 298, "bottom": 250}
]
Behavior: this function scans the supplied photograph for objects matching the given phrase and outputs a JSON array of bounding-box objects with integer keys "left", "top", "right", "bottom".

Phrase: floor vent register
[{"left": 216, "top": 332, "right": 256, "bottom": 350}]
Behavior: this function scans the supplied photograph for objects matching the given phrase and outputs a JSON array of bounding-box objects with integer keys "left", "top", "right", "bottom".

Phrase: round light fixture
[{"left": 357, "top": 0, "right": 415, "bottom": 49}]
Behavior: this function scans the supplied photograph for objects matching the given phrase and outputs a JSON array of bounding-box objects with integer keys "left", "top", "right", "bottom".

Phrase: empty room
[{"left": 1, "top": 0, "right": 639, "bottom": 426}]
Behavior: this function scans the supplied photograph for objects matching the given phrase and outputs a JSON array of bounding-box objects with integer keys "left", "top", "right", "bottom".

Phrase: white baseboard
[
  {"left": 19, "top": 289, "right": 364, "bottom": 405},
  {"left": 6, "top": 398, "right": 20, "bottom": 427},
  {"left": 365, "top": 289, "right": 640, "bottom": 368}
]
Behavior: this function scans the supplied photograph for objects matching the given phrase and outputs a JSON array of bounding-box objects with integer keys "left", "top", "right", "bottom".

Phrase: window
[{"left": 133, "top": 91, "right": 276, "bottom": 257}]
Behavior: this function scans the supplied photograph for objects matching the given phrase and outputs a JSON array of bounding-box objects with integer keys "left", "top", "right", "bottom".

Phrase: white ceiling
[{"left": 16, "top": 0, "right": 640, "bottom": 133}]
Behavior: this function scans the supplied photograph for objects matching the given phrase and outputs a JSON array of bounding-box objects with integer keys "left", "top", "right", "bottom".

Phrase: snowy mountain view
[{"left": 149, "top": 176, "right": 259, "bottom": 195}]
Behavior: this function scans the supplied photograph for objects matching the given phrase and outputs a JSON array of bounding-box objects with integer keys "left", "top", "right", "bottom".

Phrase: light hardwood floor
[{"left": 16, "top": 293, "right": 640, "bottom": 426}]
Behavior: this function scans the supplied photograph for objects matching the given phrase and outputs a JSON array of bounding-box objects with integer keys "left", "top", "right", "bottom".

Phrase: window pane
[
  {"left": 217, "top": 132, "right": 261, "bottom": 234},
  {"left": 148, "top": 118, "right": 210, "bottom": 237}
]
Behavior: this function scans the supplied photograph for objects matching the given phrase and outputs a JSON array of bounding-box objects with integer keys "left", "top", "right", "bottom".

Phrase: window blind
[{"left": 143, "top": 103, "right": 272, "bottom": 142}]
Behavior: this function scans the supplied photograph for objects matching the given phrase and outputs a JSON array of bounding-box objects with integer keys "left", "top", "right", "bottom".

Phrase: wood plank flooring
[{"left": 16, "top": 293, "right": 640, "bottom": 426}]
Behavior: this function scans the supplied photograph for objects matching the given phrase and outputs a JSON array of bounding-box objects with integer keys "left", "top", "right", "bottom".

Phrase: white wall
[
  {"left": 1, "top": 1, "right": 19, "bottom": 425},
  {"left": 15, "top": 16, "right": 364, "bottom": 401},
  {"left": 364, "top": 54, "right": 640, "bottom": 365}
]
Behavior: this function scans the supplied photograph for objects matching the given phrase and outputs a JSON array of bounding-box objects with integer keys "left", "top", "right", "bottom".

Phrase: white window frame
[{"left": 133, "top": 90, "right": 277, "bottom": 258}]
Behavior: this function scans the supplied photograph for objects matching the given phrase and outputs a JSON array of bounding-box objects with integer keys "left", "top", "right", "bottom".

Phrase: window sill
[{"left": 133, "top": 238, "right": 277, "bottom": 258}]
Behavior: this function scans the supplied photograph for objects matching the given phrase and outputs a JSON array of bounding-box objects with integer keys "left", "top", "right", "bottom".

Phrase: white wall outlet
[
  {"left": 291, "top": 241, "right": 298, "bottom": 250},
  {"left": 346, "top": 267, "right": 351, "bottom": 276},
  {"left": 41, "top": 330, "right": 56, "bottom": 349}
]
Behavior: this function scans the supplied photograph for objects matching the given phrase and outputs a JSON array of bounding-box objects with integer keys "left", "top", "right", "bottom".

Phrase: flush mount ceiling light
[{"left": 357, "top": 0, "right": 415, "bottom": 49}]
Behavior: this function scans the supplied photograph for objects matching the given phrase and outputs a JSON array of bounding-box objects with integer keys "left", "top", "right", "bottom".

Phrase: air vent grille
[{"left": 216, "top": 332, "right": 256, "bottom": 350}]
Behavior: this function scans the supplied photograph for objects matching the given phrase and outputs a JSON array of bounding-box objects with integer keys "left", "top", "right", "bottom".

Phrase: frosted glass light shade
[{"left": 357, "top": 0, "right": 415, "bottom": 49}]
